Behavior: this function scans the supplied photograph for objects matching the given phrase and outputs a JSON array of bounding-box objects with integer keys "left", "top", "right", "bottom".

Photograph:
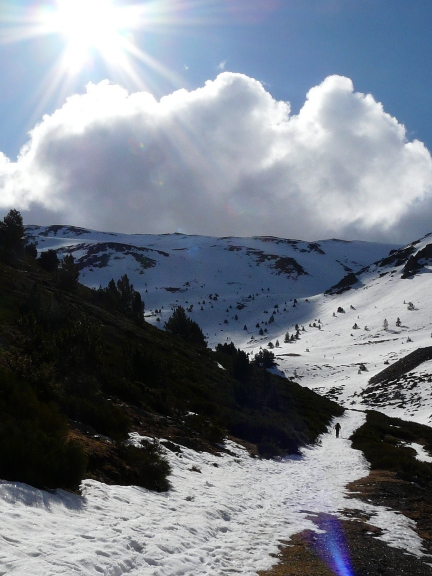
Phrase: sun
[
  {"left": 0, "top": 0, "right": 190, "bottom": 106},
  {"left": 47, "top": 0, "right": 129, "bottom": 71}
]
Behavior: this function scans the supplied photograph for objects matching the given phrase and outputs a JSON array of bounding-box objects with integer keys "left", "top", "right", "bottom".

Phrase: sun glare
[
  {"left": 0, "top": 0, "right": 203, "bottom": 113},
  {"left": 46, "top": 0, "right": 126, "bottom": 70}
]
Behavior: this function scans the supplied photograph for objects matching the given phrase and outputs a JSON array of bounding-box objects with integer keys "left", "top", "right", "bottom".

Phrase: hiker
[{"left": 335, "top": 422, "right": 341, "bottom": 438}]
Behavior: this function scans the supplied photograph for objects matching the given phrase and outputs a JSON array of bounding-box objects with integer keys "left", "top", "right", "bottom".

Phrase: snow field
[{"left": 0, "top": 410, "right": 426, "bottom": 575}]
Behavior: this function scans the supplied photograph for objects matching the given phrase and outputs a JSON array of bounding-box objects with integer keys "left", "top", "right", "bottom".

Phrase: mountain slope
[
  {"left": 24, "top": 225, "right": 432, "bottom": 427},
  {"left": 25, "top": 225, "right": 398, "bottom": 345},
  {"left": 0, "top": 249, "right": 342, "bottom": 490}
]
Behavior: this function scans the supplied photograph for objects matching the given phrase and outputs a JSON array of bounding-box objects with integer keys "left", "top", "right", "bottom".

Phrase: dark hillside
[{"left": 0, "top": 249, "right": 343, "bottom": 491}]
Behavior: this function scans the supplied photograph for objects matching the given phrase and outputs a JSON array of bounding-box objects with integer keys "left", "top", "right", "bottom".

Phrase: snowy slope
[
  {"left": 246, "top": 233, "right": 432, "bottom": 426},
  {"left": 0, "top": 411, "right": 426, "bottom": 575},
  {"left": 24, "top": 225, "right": 432, "bottom": 425},
  {"left": 25, "top": 224, "right": 397, "bottom": 344}
]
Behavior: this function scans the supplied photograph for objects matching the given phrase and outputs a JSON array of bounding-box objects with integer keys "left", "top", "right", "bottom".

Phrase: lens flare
[{"left": 309, "top": 514, "right": 355, "bottom": 576}]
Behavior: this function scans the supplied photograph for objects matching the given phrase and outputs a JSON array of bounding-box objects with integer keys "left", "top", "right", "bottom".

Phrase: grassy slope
[{"left": 0, "top": 255, "right": 343, "bottom": 491}]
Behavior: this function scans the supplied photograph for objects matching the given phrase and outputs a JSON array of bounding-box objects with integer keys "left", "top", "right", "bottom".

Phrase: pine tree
[
  {"left": 38, "top": 249, "right": 59, "bottom": 272},
  {"left": 164, "top": 306, "right": 206, "bottom": 348},
  {"left": 58, "top": 254, "right": 80, "bottom": 290},
  {"left": 131, "top": 291, "right": 145, "bottom": 326},
  {"left": 0, "top": 209, "right": 24, "bottom": 262},
  {"left": 117, "top": 274, "right": 135, "bottom": 315},
  {"left": 24, "top": 242, "right": 38, "bottom": 259},
  {"left": 254, "top": 349, "right": 276, "bottom": 368}
]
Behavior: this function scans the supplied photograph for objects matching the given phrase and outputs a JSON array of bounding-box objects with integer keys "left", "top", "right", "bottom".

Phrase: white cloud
[
  {"left": 1, "top": 73, "right": 432, "bottom": 242},
  {"left": 217, "top": 61, "right": 227, "bottom": 70}
]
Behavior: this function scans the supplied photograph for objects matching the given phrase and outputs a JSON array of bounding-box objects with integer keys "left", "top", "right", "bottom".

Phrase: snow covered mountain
[
  {"left": 6, "top": 224, "right": 432, "bottom": 576},
  {"left": 25, "top": 225, "right": 432, "bottom": 425}
]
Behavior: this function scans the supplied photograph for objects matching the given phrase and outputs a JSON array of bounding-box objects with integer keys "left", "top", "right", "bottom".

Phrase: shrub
[
  {"left": 0, "top": 369, "right": 87, "bottom": 490},
  {"left": 350, "top": 411, "right": 432, "bottom": 486},
  {"left": 119, "top": 440, "right": 171, "bottom": 492}
]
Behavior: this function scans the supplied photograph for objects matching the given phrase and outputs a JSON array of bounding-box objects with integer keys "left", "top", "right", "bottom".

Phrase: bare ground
[{"left": 258, "top": 470, "right": 432, "bottom": 576}]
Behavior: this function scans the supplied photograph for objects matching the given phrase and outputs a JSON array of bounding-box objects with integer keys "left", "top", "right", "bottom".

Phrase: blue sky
[
  {"left": 1, "top": 0, "right": 432, "bottom": 242},
  {"left": 2, "top": 0, "right": 432, "bottom": 157}
]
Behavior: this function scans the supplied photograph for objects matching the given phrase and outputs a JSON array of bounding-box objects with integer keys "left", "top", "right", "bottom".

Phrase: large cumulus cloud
[{"left": 1, "top": 73, "right": 432, "bottom": 242}]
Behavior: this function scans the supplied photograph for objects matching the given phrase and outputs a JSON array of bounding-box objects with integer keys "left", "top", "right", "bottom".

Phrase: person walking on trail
[{"left": 335, "top": 422, "right": 341, "bottom": 438}]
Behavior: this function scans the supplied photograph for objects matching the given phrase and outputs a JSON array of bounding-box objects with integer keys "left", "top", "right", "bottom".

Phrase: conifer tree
[
  {"left": 164, "top": 306, "right": 207, "bottom": 348},
  {"left": 0, "top": 209, "right": 24, "bottom": 262},
  {"left": 58, "top": 254, "right": 79, "bottom": 290}
]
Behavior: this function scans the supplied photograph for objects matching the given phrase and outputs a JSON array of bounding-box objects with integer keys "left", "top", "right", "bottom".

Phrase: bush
[
  {"left": 119, "top": 440, "right": 171, "bottom": 492},
  {"left": 0, "top": 369, "right": 87, "bottom": 490},
  {"left": 350, "top": 411, "right": 432, "bottom": 486}
]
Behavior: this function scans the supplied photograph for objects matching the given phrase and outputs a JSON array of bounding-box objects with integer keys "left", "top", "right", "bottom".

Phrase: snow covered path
[{"left": 0, "top": 410, "right": 425, "bottom": 575}]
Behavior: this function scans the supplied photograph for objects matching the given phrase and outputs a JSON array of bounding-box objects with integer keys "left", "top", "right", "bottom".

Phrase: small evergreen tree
[
  {"left": 24, "top": 242, "right": 38, "bottom": 259},
  {"left": 58, "top": 254, "right": 79, "bottom": 290},
  {"left": 254, "top": 349, "right": 276, "bottom": 369},
  {"left": 396, "top": 317, "right": 401, "bottom": 327},
  {"left": 117, "top": 274, "right": 135, "bottom": 315},
  {"left": 164, "top": 306, "right": 207, "bottom": 348},
  {"left": 131, "top": 291, "right": 145, "bottom": 326},
  {"left": 38, "top": 249, "right": 59, "bottom": 272},
  {"left": 284, "top": 332, "right": 289, "bottom": 343},
  {"left": 383, "top": 318, "right": 389, "bottom": 331},
  {"left": 0, "top": 209, "right": 25, "bottom": 262}
]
